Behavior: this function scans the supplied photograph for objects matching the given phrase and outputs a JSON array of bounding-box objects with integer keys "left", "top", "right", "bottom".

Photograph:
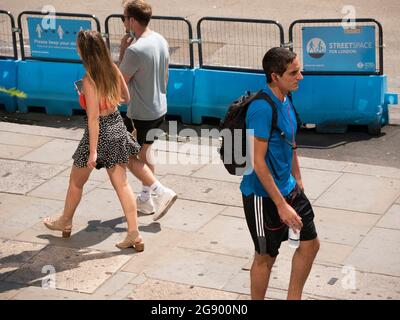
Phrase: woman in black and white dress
[{"left": 43, "top": 30, "right": 146, "bottom": 251}]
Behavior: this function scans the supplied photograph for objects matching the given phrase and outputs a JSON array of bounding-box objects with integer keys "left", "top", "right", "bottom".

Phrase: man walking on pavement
[
  {"left": 119, "top": 0, "right": 176, "bottom": 221},
  {"left": 241, "top": 47, "right": 320, "bottom": 299}
]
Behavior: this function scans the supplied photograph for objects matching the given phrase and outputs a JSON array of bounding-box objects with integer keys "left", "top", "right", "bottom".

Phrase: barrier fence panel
[
  {"left": 197, "top": 17, "right": 284, "bottom": 73},
  {"left": 0, "top": 10, "right": 17, "bottom": 59},
  {"left": 105, "top": 14, "right": 194, "bottom": 68},
  {"left": 18, "top": 11, "right": 101, "bottom": 63},
  {"left": 289, "top": 19, "right": 383, "bottom": 75}
]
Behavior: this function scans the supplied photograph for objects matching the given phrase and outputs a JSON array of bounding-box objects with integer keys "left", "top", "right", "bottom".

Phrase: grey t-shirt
[{"left": 120, "top": 31, "right": 169, "bottom": 120}]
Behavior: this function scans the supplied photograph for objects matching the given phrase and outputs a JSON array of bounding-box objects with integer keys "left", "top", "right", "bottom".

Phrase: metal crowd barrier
[
  {"left": 191, "top": 17, "right": 284, "bottom": 124},
  {"left": 0, "top": 10, "right": 18, "bottom": 112},
  {"left": 197, "top": 17, "right": 284, "bottom": 73},
  {"left": 105, "top": 14, "right": 194, "bottom": 68},
  {"left": 0, "top": 10, "right": 18, "bottom": 59}
]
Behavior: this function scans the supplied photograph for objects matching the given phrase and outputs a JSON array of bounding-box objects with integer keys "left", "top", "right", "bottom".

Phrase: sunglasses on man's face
[{"left": 121, "top": 16, "right": 132, "bottom": 22}]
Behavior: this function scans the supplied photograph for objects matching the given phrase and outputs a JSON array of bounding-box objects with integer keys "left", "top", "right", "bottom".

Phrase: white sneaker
[
  {"left": 152, "top": 188, "right": 177, "bottom": 221},
  {"left": 136, "top": 196, "right": 155, "bottom": 215}
]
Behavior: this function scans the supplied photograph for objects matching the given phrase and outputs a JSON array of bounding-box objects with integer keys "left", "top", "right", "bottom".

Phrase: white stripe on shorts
[{"left": 254, "top": 196, "right": 265, "bottom": 237}]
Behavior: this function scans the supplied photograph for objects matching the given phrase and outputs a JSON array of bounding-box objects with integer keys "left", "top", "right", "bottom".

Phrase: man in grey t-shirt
[{"left": 119, "top": 0, "right": 175, "bottom": 219}]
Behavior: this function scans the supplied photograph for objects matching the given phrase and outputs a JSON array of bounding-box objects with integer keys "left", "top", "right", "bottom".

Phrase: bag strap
[
  {"left": 255, "top": 91, "right": 279, "bottom": 139},
  {"left": 287, "top": 92, "right": 302, "bottom": 131},
  {"left": 254, "top": 91, "right": 298, "bottom": 150}
]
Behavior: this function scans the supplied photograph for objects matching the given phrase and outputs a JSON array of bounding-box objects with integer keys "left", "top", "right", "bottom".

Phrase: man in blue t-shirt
[{"left": 241, "top": 47, "right": 319, "bottom": 300}]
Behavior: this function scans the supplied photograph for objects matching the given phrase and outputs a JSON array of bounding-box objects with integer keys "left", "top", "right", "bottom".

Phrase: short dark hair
[
  {"left": 125, "top": 0, "right": 152, "bottom": 27},
  {"left": 262, "top": 47, "right": 297, "bottom": 83}
]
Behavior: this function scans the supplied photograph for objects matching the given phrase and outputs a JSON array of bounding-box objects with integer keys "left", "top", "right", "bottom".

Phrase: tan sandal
[
  {"left": 43, "top": 215, "right": 72, "bottom": 238},
  {"left": 115, "top": 230, "right": 144, "bottom": 252}
]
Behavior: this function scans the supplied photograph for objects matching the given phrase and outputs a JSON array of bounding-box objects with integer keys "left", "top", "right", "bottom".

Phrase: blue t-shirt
[{"left": 240, "top": 85, "right": 297, "bottom": 197}]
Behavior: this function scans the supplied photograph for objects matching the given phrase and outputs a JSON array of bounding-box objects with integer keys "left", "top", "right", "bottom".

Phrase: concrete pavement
[{"left": 0, "top": 120, "right": 399, "bottom": 300}]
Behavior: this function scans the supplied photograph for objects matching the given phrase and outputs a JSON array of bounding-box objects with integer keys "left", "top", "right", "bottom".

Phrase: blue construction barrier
[
  {"left": 166, "top": 68, "right": 195, "bottom": 123},
  {"left": 291, "top": 75, "right": 394, "bottom": 134},
  {"left": 0, "top": 59, "right": 18, "bottom": 112},
  {"left": 17, "top": 60, "right": 85, "bottom": 115},
  {"left": 191, "top": 68, "right": 265, "bottom": 124}
]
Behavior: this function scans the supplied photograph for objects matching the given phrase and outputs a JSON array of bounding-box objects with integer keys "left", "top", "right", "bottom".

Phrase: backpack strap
[
  {"left": 255, "top": 91, "right": 298, "bottom": 150},
  {"left": 287, "top": 92, "right": 302, "bottom": 131},
  {"left": 256, "top": 91, "right": 280, "bottom": 139}
]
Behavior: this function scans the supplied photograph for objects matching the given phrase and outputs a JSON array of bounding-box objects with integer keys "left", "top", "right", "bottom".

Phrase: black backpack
[{"left": 218, "top": 90, "right": 301, "bottom": 176}]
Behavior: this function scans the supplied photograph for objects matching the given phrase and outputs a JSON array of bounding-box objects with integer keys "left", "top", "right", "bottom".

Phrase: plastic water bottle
[{"left": 288, "top": 228, "right": 300, "bottom": 249}]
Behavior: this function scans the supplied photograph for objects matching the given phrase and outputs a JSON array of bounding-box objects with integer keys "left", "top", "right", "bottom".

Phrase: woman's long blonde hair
[{"left": 77, "top": 30, "right": 120, "bottom": 108}]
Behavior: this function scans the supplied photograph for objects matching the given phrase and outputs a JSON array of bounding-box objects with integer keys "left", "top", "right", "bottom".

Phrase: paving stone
[
  {"left": 313, "top": 206, "right": 380, "bottom": 246},
  {"left": 127, "top": 278, "right": 239, "bottom": 300},
  {"left": 0, "top": 281, "right": 26, "bottom": 300},
  {"left": 0, "top": 194, "right": 64, "bottom": 238},
  {"left": 0, "top": 131, "right": 52, "bottom": 148},
  {"left": 223, "top": 270, "right": 329, "bottom": 300},
  {"left": 344, "top": 227, "right": 400, "bottom": 277},
  {"left": 74, "top": 188, "right": 128, "bottom": 221},
  {"left": 343, "top": 163, "right": 400, "bottom": 180},
  {"left": 0, "top": 144, "right": 33, "bottom": 159},
  {"left": 180, "top": 215, "right": 253, "bottom": 259},
  {"left": 97, "top": 173, "right": 152, "bottom": 194},
  {"left": 219, "top": 206, "right": 245, "bottom": 219},
  {"left": 278, "top": 240, "right": 354, "bottom": 266},
  {"left": 59, "top": 166, "right": 110, "bottom": 182},
  {"left": 192, "top": 162, "right": 242, "bottom": 183},
  {"left": 397, "top": 195, "right": 400, "bottom": 204},
  {"left": 12, "top": 286, "right": 93, "bottom": 300},
  {"left": 0, "top": 122, "right": 83, "bottom": 140},
  {"left": 125, "top": 246, "right": 247, "bottom": 290},
  {"left": 92, "top": 271, "right": 138, "bottom": 299},
  {"left": 28, "top": 176, "right": 102, "bottom": 201},
  {"left": 271, "top": 258, "right": 400, "bottom": 300},
  {"left": 20, "top": 139, "right": 79, "bottom": 164},
  {"left": 377, "top": 204, "right": 400, "bottom": 229},
  {"left": 157, "top": 199, "right": 225, "bottom": 232},
  {"left": 4, "top": 246, "right": 133, "bottom": 294},
  {"left": 229, "top": 258, "right": 400, "bottom": 299},
  {"left": 15, "top": 217, "right": 123, "bottom": 252},
  {"left": 159, "top": 175, "right": 242, "bottom": 207},
  {"left": 0, "top": 239, "right": 46, "bottom": 280},
  {"left": 300, "top": 168, "right": 342, "bottom": 200},
  {"left": 151, "top": 150, "right": 209, "bottom": 176},
  {"left": 314, "top": 173, "right": 400, "bottom": 214},
  {"left": 299, "top": 157, "right": 348, "bottom": 172},
  {"left": 154, "top": 140, "right": 219, "bottom": 159},
  {"left": 0, "top": 159, "right": 66, "bottom": 194}
]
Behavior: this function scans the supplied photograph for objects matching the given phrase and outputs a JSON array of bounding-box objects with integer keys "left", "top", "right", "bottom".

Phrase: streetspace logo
[{"left": 306, "top": 38, "right": 327, "bottom": 58}]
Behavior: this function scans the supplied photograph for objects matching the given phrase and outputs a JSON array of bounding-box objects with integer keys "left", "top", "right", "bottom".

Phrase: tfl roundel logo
[{"left": 306, "top": 38, "right": 327, "bottom": 58}]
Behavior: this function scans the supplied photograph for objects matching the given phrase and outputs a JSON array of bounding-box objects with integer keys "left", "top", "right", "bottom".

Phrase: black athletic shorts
[
  {"left": 123, "top": 114, "right": 165, "bottom": 146},
  {"left": 242, "top": 184, "right": 317, "bottom": 257}
]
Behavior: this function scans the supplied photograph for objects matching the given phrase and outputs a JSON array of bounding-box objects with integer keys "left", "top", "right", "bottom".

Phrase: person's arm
[
  {"left": 82, "top": 77, "right": 100, "bottom": 169},
  {"left": 250, "top": 136, "right": 303, "bottom": 231},
  {"left": 118, "top": 34, "right": 134, "bottom": 66},
  {"left": 115, "top": 65, "right": 130, "bottom": 104},
  {"left": 292, "top": 149, "right": 304, "bottom": 191}
]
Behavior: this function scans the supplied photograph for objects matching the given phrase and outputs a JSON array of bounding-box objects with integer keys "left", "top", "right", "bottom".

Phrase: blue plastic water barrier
[
  {"left": 0, "top": 59, "right": 18, "bottom": 112},
  {"left": 191, "top": 68, "right": 266, "bottom": 124},
  {"left": 167, "top": 68, "right": 194, "bottom": 123},
  {"left": 17, "top": 60, "right": 85, "bottom": 115},
  {"left": 291, "top": 75, "right": 392, "bottom": 134}
]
